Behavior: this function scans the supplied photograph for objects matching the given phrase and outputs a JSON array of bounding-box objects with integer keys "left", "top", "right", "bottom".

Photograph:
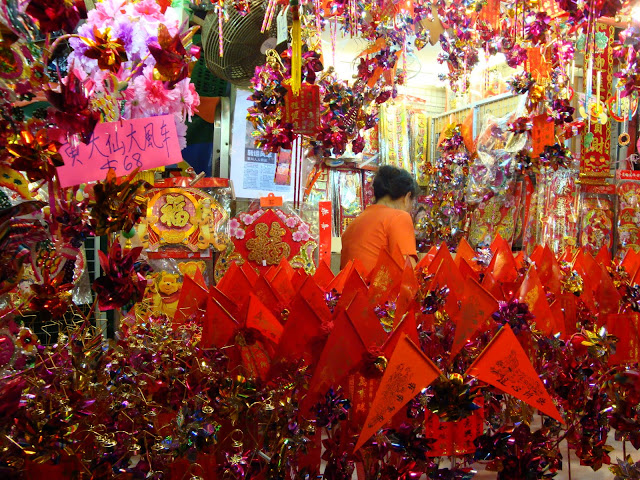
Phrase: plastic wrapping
[
  {"left": 466, "top": 97, "right": 527, "bottom": 206},
  {"left": 379, "top": 96, "right": 433, "bottom": 180},
  {"left": 135, "top": 177, "right": 231, "bottom": 255},
  {"left": 143, "top": 257, "right": 211, "bottom": 318},
  {"left": 615, "top": 170, "right": 640, "bottom": 257},
  {"left": 214, "top": 199, "right": 318, "bottom": 282},
  {"left": 578, "top": 185, "right": 616, "bottom": 257},
  {"left": 332, "top": 167, "right": 364, "bottom": 236},
  {"left": 538, "top": 164, "right": 581, "bottom": 255},
  {"left": 467, "top": 188, "right": 521, "bottom": 248}
]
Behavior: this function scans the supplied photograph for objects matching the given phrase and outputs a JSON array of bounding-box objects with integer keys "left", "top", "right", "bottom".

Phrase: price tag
[
  {"left": 260, "top": 192, "right": 283, "bottom": 207},
  {"left": 276, "top": 7, "right": 288, "bottom": 45},
  {"left": 56, "top": 115, "right": 182, "bottom": 188}
]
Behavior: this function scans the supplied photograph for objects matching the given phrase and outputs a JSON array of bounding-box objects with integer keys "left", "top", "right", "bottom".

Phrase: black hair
[{"left": 372, "top": 165, "right": 417, "bottom": 201}]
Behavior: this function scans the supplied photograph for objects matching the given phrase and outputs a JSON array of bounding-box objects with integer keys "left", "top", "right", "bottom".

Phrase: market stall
[{"left": 1, "top": 0, "right": 640, "bottom": 478}]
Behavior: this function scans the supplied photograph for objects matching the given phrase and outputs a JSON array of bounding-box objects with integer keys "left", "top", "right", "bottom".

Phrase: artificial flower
[
  {"left": 82, "top": 26, "right": 128, "bottom": 73},
  {"left": 92, "top": 242, "right": 147, "bottom": 311},
  {"left": 25, "top": 0, "right": 87, "bottom": 34}
]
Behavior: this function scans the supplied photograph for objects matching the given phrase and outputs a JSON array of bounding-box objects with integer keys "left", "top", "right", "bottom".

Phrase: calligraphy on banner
[
  {"left": 466, "top": 325, "right": 564, "bottom": 422},
  {"left": 425, "top": 399, "right": 484, "bottom": 457},
  {"left": 531, "top": 114, "right": 555, "bottom": 158},
  {"left": 580, "top": 23, "right": 614, "bottom": 182},
  {"left": 284, "top": 84, "right": 320, "bottom": 135},
  {"left": 355, "top": 336, "right": 441, "bottom": 451},
  {"left": 56, "top": 115, "right": 182, "bottom": 188},
  {"left": 318, "top": 200, "right": 332, "bottom": 263}
]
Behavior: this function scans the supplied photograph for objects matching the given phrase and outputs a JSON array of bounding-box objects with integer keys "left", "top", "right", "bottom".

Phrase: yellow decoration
[
  {"left": 160, "top": 194, "right": 190, "bottom": 228},
  {"left": 290, "top": 0, "right": 301, "bottom": 95},
  {"left": 246, "top": 222, "right": 291, "bottom": 266}
]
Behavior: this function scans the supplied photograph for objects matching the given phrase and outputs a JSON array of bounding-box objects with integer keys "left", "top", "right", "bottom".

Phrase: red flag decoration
[
  {"left": 487, "top": 236, "right": 519, "bottom": 283},
  {"left": 466, "top": 324, "right": 564, "bottom": 423},
  {"left": 334, "top": 267, "right": 368, "bottom": 314},
  {"left": 241, "top": 261, "right": 259, "bottom": 285},
  {"left": 245, "top": 293, "right": 283, "bottom": 345},
  {"left": 355, "top": 336, "right": 442, "bottom": 451},
  {"left": 346, "top": 290, "right": 388, "bottom": 348},
  {"left": 621, "top": 248, "right": 640, "bottom": 279},
  {"left": 595, "top": 265, "right": 621, "bottom": 316},
  {"left": 536, "top": 245, "right": 563, "bottom": 297},
  {"left": 217, "top": 262, "right": 252, "bottom": 307},
  {"left": 570, "top": 256, "right": 598, "bottom": 312},
  {"left": 416, "top": 245, "right": 438, "bottom": 271},
  {"left": 327, "top": 260, "right": 354, "bottom": 294},
  {"left": 429, "top": 258, "right": 462, "bottom": 318},
  {"left": 606, "top": 313, "right": 640, "bottom": 365},
  {"left": 272, "top": 294, "right": 324, "bottom": 366},
  {"left": 298, "top": 276, "right": 333, "bottom": 324},
  {"left": 482, "top": 272, "right": 505, "bottom": 301},
  {"left": 173, "top": 273, "right": 209, "bottom": 324},
  {"left": 450, "top": 278, "right": 499, "bottom": 357},
  {"left": 395, "top": 261, "right": 419, "bottom": 320},
  {"left": 270, "top": 267, "right": 296, "bottom": 305},
  {"left": 518, "top": 266, "right": 557, "bottom": 336},
  {"left": 529, "top": 245, "right": 543, "bottom": 265},
  {"left": 202, "top": 296, "right": 238, "bottom": 349},
  {"left": 595, "top": 245, "right": 611, "bottom": 266},
  {"left": 314, "top": 256, "right": 334, "bottom": 290},
  {"left": 210, "top": 286, "right": 239, "bottom": 319},
  {"left": 253, "top": 275, "right": 283, "bottom": 316},
  {"left": 367, "top": 248, "right": 403, "bottom": 305},
  {"left": 306, "top": 311, "right": 367, "bottom": 404},
  {"left": 383, "top": 308, "right": 420, "bottom": 359},
  {"left": 458, "top": 257, "right": 480, "bottom": 281},
  {"left": 550, "top": 294, "right": 578, "bottom": 337},
  {"left": 192, "top": 267, "right": 208, "bottom": 289}
]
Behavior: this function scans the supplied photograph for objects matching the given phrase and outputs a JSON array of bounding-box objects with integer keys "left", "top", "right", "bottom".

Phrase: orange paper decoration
[
  {"left": 450, "top": 278, "right": 499, "bottom": 357},
  {"left": 531, "top": 114, "right": 555, "bottom": 159},
  {"left": 466, "top": 324, "right": 564, "bottom": 423},
  {"left": 355, "top": 335, "right": 442, "bottom": 451},
  {"left": 518, "top": 266, "right": 558, "bottom": 336}
]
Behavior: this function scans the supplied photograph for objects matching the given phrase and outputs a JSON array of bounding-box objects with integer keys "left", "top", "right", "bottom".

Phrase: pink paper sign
[{"left": 56, "top": 115, "right": 182, "bottom": 187}]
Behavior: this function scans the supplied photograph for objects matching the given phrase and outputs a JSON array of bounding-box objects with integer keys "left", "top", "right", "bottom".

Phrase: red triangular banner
[
  {"left": 466, "top": 324, "right": 563, "bottom": 423},
  {"left": 450, "top": 278, "right": 499, "bottom": 357},
  {"left": 518, "top": 266, "right": 557, "bottom": 336},
  {"left": 245, "top": 293, "right": 284, "bottom": 345},
  {"left": 355, "top": 335, "right": 441, "bottom": 451},
  {"left": 313, "top": 256, "right": 334, "bottom": 290},
  {"left": 174, "top": 272, "right": 209, "bottom": 324}
]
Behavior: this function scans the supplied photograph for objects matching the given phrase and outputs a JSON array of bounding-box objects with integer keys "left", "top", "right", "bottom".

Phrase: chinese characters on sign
[
  {"left": 56, "top": 115, "right": 183, "bottom": 187},
  {"left": 318, "top": 201, "right": 332, "bottom": 262},
  {"left": 160, "top": 194, "right": 190, "bottom": 228},
  {"left": 466, "top": 324, "right": 564, "bottom": 422},
  {"left": 284, "top": 84, "right": 321, "bottom": 135},
  {"left": 355, "top": 336, "right": 441, "bottom": 451}
]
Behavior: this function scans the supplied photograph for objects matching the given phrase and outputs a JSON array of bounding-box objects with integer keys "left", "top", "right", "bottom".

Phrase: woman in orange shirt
[{"left": 340, "top": 166, "right": 418, "bottom": 273}]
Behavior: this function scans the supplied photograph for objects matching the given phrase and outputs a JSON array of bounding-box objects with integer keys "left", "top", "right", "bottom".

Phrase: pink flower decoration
[
  {"left": 229, "top": 218, "right": 241, "bottom": 231},
  {"left": 285, "top": 216, "right": 298, "bottom": 228},
  {"left": 133, "top": 66, "right": 179, "bottom": 115},
  {"left": 132, "top": 0, "right": 164, "bottom": 20},
  {"left": 174, "top": 78, "right": 200, "bottom": 122},
  {"left": 234, "top": 229, "right": 246, "bottom": 240},
  {"left": 292, "top": 231, "right": 303, "bottom": 242}
]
